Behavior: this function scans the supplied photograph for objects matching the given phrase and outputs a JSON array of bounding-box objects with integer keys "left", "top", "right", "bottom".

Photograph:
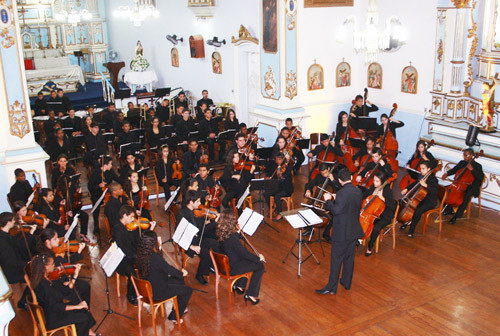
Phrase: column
[
  {"left": 449, "top": 4, "right": 468, "bottom": 93},
  {"left": 0, "top": 0, "right": 49, "bottom": 212}
]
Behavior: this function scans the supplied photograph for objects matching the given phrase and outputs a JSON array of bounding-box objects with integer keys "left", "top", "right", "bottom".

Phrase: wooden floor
[{"left": 8, "top": 166, "right": 500, "bottom": 336}]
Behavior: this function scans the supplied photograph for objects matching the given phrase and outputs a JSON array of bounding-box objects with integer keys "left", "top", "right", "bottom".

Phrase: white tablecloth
[{"left": 123, "top": 70, "right": 158, "bottom": 86}]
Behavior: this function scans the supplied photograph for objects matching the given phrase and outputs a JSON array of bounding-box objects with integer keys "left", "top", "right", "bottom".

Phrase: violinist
[
  {"left": 155, "top": 145, "right": 176, "bottom": 193},
  {"left": 176, "top": 190, "right": 220, "bottom": 285},
  {"left": 216, "top": 210, "right": 265, "bottom": 305},
  {"left": 280, "top": 127, "right": 305, "bottom": 173},
  {"left": 376, "top": 113, "right": 404, "bottom": 155},
  {"left": 36, "top": 188, "right": 67, "bottom": 236},
  {"left": 124, "top": 171, "right": 153, "bottom": 221},
  {"left": 307, "top": 134, "right": 343, "bottom": 166},
  {"left": 271, "top": 135, "right": 294, "bottom": 167},
  {"left": 236, "top": 124, "right": 258, "bottom": 149},
  {"left": 136, "top": 231, "right": 192, "bottom": 324},
  {"left": 285, "top": 117, "right": 302, "bottom": 140},
  {"left": 180, "top": 178, "right": 199, "bottom": 207},
  {"left": 355, "top": 148, "right": 393, "bottom": 191},
  {"left": 84, "top": 122, "right": 106, "bottom": 167},
  {"left": 351, "top": 94, "right": 378, "bottom": 118},
  {"left": 198, "top": 108, "right": 220, "bottom": 162},
  {"left": 54, "top": 175, "right": 90, "bottom": 242},
  {"left": 9, "top": 168, "right": 37, "bottom": 205},
  {"left": 0, "top": 212, "right": 32, "bottom": 310},
  {"left": 221, "top": 150, "right": 254, "bottom": 209},
  {"left": 442, "top": 148, "right": 484, "bottom": 224},
  {"left": 30, "top": 254, "right": 98, "bottom": 336},
  {"left": 234, "top": 132, "right": 257, "bottom": 162},
  {"left": 51, "top": 154, "right": 76, "bottom": 189},
  {"left": 264, "top": 152, "right": 293, "bottom": 222},
  {"left": 46, "top": 127, "right": 75, "bottom": 162},
  {"left": 13, "top": 200, "right": 47, "bottom": 251},
  {"left": 104, "top": 182, "right": 129, "bottom": 230},
  {"left": 88, "top": 156, "right": 120, "bottom": 235},
  {"left": 399, "top": 161, "right": 439, "bottom": 237},
  {"left": 195, "top": 164, "right": 216, "bottom": 206},
  {"left": 363, "top": 171, "right": 396, "bottom": 256},
  {"left": 112, "top": 205, "right": 152, "bottom": 305},
  {"left": 119, "top": 151, "right": 143, "bottom": 184},
  {"left": 181, "top": 139, "right": 202, "bottom": 178}
]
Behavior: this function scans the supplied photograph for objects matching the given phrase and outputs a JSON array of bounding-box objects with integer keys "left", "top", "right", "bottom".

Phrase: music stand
[
  {"left": 254, "top": 147, "right": 274, "bottom": 184},
  {"left": 295, "top": 139, "right": 310, "bottom": 150},
  {"left": 163, "top": 187, "right": 180, "bottom": 247},
  {"left": 249, "top": 178, "right": 279, "bottom": 232},
  {"left": 282, "top": 208, "right": 322, "bottom": 277},
  {"left": 119, "top": 142, "right": 142, "bottom": 158},
  {"left": 356, "top": 117, "right": 378, "bottom": 130}
]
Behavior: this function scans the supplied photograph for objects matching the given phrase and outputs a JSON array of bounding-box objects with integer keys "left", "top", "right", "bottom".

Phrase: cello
[
  {"left": 307, "top": 163, "right": 338, "bottom": 209},
  {"left": 359, "top": 180, "right": 388, "bottom": 239},
  {"left": 377, "top": 103, "right": 399, "bottom": 158},
  {"left": 445, "top": 150, "right": 483, "bottom": 208},
  {"left": 340, "top": 103, "right": 359, "bottom": 173},
  {"left": 310, "top": 131, "right": 336, "bottom": 180},
  {"left": 399, "top": 140, "right": 435, "bottom": 191}
]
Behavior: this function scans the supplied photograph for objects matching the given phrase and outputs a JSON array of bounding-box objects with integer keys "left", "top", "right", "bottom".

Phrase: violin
[
  {"left": 58, "top": 191, "right": 67, "bottom": 226},
  {"left": 359, "top": 180, "right": 388, "bottom": 239},
  {"left": 377, "top": 103, "right": 399, "bottom": 158},
  {"left": 22, "top": 211, "right": 48, "bottom": 227},
  {"left": 399, "top": 140, "right": 435, "bottom": 191},
  {"left": 172, "top": 151, "right": 183, "bottom": 180},
  {"left": 445, "top": 150, "right": 483, "bottom": 208},
  {"left": 194, "top": 205, "right": 219, "bottom": 220},
  {"left": 32, "top": 173, "right": 40, "bottom": 206},
  {"left": 52, "top": 240, "right": 81, "bottom": 256},
  {"left": 139, "top": 175, "right": 150, "bottom": 211},
  {"left": 9, "top": 223, "right": 34, "bottom": 236},
  {"left": 72, "top": 179, "right": 83, "bottom": 212},
  {"left": 48, "top": 263, "right": 88, "bottom": 281},
  {"left": 126, "top": 217, "right": 151, "bottom": 231},
  {"left": 207, "top": 180, "right": 221, "bottom": 208}
]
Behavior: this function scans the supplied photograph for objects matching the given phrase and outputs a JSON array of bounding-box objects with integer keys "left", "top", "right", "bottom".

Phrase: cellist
[
  {"left": 376, "top": 113, "right": 404, "bottom": 156},
  {"left": 335, "top": 111, "right": 361, "bottom": 148},
  {"left": 280, "top": 127, "right": 305, "bottom": 173},
  {"left": 307, "top": 134, "right": 343, "bottom": 167},
  {"left": 363, "top": 171, "right": 396, "bottom": 256},
  {"left": 400, "top": 161, "right": 439, "bottom": 237},
  {"left": 352, "top": 136, "right": 376, "bottom": 171},
  {"left": 400, "top": 140, "right": 437, "bottom": 191},
  {"left": 442, "top": 148, "right": 484, "bottom": 224},
  {"left": 355, "top": 148, "right": 393, "bottom": 190},
  {"left": 264, "top": 152, "right": 293, "bottom": 222},
  {"left": 350, "top": 94, "right": 379, "bottom": 118}
]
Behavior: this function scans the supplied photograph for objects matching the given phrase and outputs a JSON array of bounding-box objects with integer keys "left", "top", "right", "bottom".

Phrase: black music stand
[
  {"left": 119, "top": 142, "right": 142, "bottom": 158},
  {"left": 255, "top": 147, "right": 274, "bottom": 174},
  {"left": 249, "top": 178, "right": 279, "bottom": 232},
  {"left": 356, "top": 117, "right": 378, "bottom": 130},
  {"left": 295, "top": 139, "right": 310, "bottom": 150}
]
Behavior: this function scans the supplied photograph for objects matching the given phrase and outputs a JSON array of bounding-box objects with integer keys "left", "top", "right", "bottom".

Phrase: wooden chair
[
  {"left": 153, "top": 168, "right": 161, "bottom": 206},
  {"left": 209, "top": 250, "right": 252, "bottom": 308},
  {"left": 465, "top": 176, "right": 486, "bottom": 219},
  {"left": 231, "top": 195, "right": 253, "bottom": 218},
  {"left": 421, "top": 186, "right": 448, "bottom": 235},
  {"left": 131, "top": 276, "right": 180, "bottom": 335},
  {"left": 375, "top": 202, "right": 399, "bottom": 253},
  {"left": 269, "top": 196, "right": 294, "bottom": 221},
  {"left": 307, "top": 132, "right": 325, "bottom": 168},
  {"left": 27, "top": 296, "right": 77, "bottom": 336}
]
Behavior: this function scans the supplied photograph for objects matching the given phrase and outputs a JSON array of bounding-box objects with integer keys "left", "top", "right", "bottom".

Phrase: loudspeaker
[
  {"left": 115, "top": 89, "right": 131, "bottom": 99},
  {"left": 465, "top": 124, "right": 480, "bottom": 147}
]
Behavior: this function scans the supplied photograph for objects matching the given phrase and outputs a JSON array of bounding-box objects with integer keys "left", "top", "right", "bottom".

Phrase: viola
[
  {"left": 172, "top": 151, "right": 183, "bottom": 180},
  {"left": 207, "top": 181, "right": 221, "bottom": 208},
  {"left": 359, "top": 181, "right": 388, "bottom": 239},
  {"left": 48, "top": 263, "right": 88, "bottom": 281},
  {"left": 22, "top": 211, "right": 48, "bottom": 227},
  {"left": 139, "top": 175, "right": 150, "bottom": 211},
  {"left": 59, "top": 196, "right": 67, "bottom": 226},
  {"left": 9, "top": 224, "right": 34, "bottom": 236},
  {"left": 72, "top": 179, "right": 83, "bottom": 212},
  {"left": 445, "top": 151, "right": 483, "bottom": 208},
  {"left": 399, "top": 140, "right": 435, "bottom": 191},
  {"left": 234, "top": 160, "right": 254, "bottom": 172},
  {"left": 194, "top": 205, "right": 219, "bottom": 220},
  {"left": 310, "top": 131, "right": 336, "bottom": 180},
  {"left": 52, "top": 240, "right": 81, "bottom": 256},
  {"left": 126, "top": 217, "right": 151, "bottom": 231},
  {"left": 377, "top": 103, "right": 399, "bottom": 158}
]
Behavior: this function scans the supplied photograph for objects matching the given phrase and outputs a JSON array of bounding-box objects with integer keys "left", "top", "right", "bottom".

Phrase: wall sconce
[
  {"left": 207, "top": 36, "right": 226, "bottom": 47},
  {"left": 166, "top": 34, "right": 184, "bottom": 45}
]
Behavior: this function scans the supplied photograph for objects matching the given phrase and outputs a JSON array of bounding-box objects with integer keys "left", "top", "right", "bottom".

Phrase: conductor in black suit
[{"left": 316, "top": 167, "right": 364, "bottom": 295}]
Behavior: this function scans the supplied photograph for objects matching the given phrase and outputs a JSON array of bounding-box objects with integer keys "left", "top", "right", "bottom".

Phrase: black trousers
[
  {"left": 222, "top": 187, "right": 246, "bottom": 209},
  {"left": 91, "top": 200, "right": 101, "bottom": 234},
  {"left": 69, "top": 210, "right": 89, "bottom": 235},
  {"left": 292, "top": 147, "right": 305, "bottom": 172},
  {"left": 454, "top": 187, "right": 475, "bottom": 219},
  {"left": 187, "top": 237, "right": 220, "bottom": 276},
  {"left": 231, "top": 260, "right": 265, "bottom": 297},
  {"left": 368, "top": 216, "right": 392, "bottom": 250},
  {"left": 264, "top": 189, "right": 292, "bottom": 214},
  {"left": 205, "top": 137, "right": 216, "bottom": 161},
  {"left": 116, "top": 259, "right": 137, "bottom": 298},
  {"left": 325, "top": 239, "right": 357, "bottom": 292},
  {"left": 154, "top": 278, "right": 192, "bottom": 320},
  {"left": 46, "top": 310, "right": 96, "bottom": 336},
  {"left": 409, "top": 200, "right": 437, "bottom": 235}
]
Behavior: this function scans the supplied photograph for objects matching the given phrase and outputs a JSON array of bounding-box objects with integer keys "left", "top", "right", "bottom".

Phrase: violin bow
[
  {"left": 56, "top": 259, "right": 87, "bottom": 309},
  {"left": 239, "top": 231, "right": 266, "bottom": 263}
]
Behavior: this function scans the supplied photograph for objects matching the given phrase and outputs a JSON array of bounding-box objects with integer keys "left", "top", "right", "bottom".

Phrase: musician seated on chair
[
  {"left": 441, "top": 148, "right": 484, "bottom": 224},
  {"left": 124, "top": 171, "right": 154, "bottom": 221},
  {"left": 221, "top": 150, "right": 254, "bottom": 209},
  {"left": 264, "top": 152, "right": 294, "bottom": 222},
  {"left": 376, "top": 113, "right": 404, "bottom": 144},
  {"left": 181, "top": 139, "right": 202, "bottom": 178},
  {"left": 216, "top": 210, "right": 266, "bottom": 305},
  {"left": 196, "top": 89, "right": 214, "bottom": 113},
  {"left": 355, "top": 148, "right": 393, "bottom": 191},
  {"left": 176, "top": 190, "right": 221, "bottom": 286},
  {"left": 279, "top": 127, "right": 305, "bottom": 174},
  {"left": 307, "top": 133, "right": 343, "bottom": 164},
  {"left": 119, "top": 151, "right": 143, "bottom": 185},
  {"left": 399, "top": 161, "right": 439, "bottom": 237},
  {"left": 117, "top": 121, "right": 138, "bottom": 151},
  {"left": 105, "top": 182, "right": 129, "bottom": 230},
  {"left": 198, "top": 108, "right": 220, "bottom": 162},
  {"left": 9, "top": 168, "right": 37, "bottom": 205},
  {"left": 36, "top": 188, "right": 67, "bottom": 237},
  {"left": 137, "top": 231, "right": 192, "bottom": 324},
  {"left": 174, "top": 91, "right": 189, "bottom": 111},
  {"left": 84, "top": 122, "right": 106, "bottom": 166},
  {"left": 304, "top": 163, "right": 339, "bottom": 200},
  {"left": 363, "top": 171, "right": 396, "bottom": 256},
  {"left": 176, "top": 110, "right": 196, "bottom": 152},
  {"left": 196, "top": 164, "right": 216, "bottom": 206},
  {"left": 352, "top": 136, "right": 376, "bottom": 170}
]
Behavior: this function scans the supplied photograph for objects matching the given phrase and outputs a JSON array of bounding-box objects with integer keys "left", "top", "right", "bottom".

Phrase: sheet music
[
  {"left": 91, "top": 188, "right": 108, "bottom": 213},
  {"left": 284, "top": 214, "right": 308, "bottom": 229},
  {"left": 298, "top": 209, "right": 323, "bottom": 225},
  {"left": 164, "top": 187, "right": 180, "bottom": 211},
  {"left": 238, "top": 208, "right": 264, "bottom": 236},
  {"left": 236, "top": 185, "right": 251, "bottom": 209},
  {"left": 26, "top": 191, "right": 35, "bottom": 208},
  {"left": 100, "top": 242, "right": 125, "bottom": 277},
  {"left": 63, "top": 214, "right": 80, "bottom": 243},
  {"left": 172, "top": 218, "right": 199, "bottom": 250}
]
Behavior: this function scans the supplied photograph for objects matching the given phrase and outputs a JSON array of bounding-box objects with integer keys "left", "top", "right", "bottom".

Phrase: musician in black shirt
[
  {"left": 198, "top": 108, "right": 220, "bottom": 161},
  {"left": 46, "top": 91, "right": 64, "bottom": 117},
  {"left": 84, "top": 122, "right": 106, "bottom": 166},
  {"left": 119, "top": 152, "right": 143, "bottom": 185},
  {"left": 304, "top": 163, "right": 336, "bottom": 199},
  {"left": 181, "top": 140, "right": 202, "bottom": 178},
  {"left": 224, "top": 109, "right": 239, "bottom": 131},
  {"left": 43, "top": 110, "right": 58, "bottom": 136},
  {"left": 155, "top": 145, "right": 176, "bottom": 193},
  {"left": 376, "top": 113, "right": 404, "bottom": 140},
  {"left": 196, "top": 90, "right": 214, "bottom": 111},
  {"left": 117, "top": 121, "right": 138, "bottom": 151},
  {"left": 350, "top": 94, "right": 379, "bottom": 118},
  {"left": 156, "top": 99, "right": 170, "bottom": 125},
  {"left": 355, "top": 148, "right": 393, "bottom": 190},
  {"left": 46, "top": 128, "right": 75, "bottom": 162},
  {"left": 102, "top": 103, "right": 116, "bottom": 131},
  {"left": 195, "top": 164, "right": 216, "bottom": 205},
  {"left": 36, "top": 188, "right": 67, "bottom": 237},
  {"left": 221, "top": 150, "right": 254, "bottom": 208},
  {"left": 34, "top": 91, "right": 47, "bottom": 116},
  {"left": 400, "top": 161, "right": 439, "bottom": 237},
  {"left": 176, "top": 110, "right": 196, "bottom": 150},
  {"left": 63, "top": 108, "right": 82, "bottom": 135},
  {"left": 56, "top": 88, "right": 72, "bottom": 114},
  {"left": 9, "top": 168, "right": 36, "bottom": 205},
  {"left": 174, "top": 91, "right": 189, "bottom": 111},
  {"left": 279, "top": 127, "right": 305, "bottom": 173},
  {"left": 264, "top": 153, "right": 294, "bottom": 221}
]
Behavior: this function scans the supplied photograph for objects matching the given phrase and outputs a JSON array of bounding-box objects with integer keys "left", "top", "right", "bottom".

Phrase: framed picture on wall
[
  {"left": 336, "top": 61, "right": 351, "bottom": 87},
  {"left": 304, "top": 0, "right": 353, "bottom": 7},
  {"left": 212, "top": 51, "right": 222, "bottom": 74},
  {"left": 262, "top": 0, "right": 278, "bottom": 53},
  {"left": 401, "top": 65, "right": 418, "bottom": 94},
  {"left": 308, "top": 62, "right": 324, "bottom": 90},
  {"left": 367, "top": 62, "right": 382, "bottom": 89},
  {"left": 171, "top": 48, "right": 179, "bottom": 67}
]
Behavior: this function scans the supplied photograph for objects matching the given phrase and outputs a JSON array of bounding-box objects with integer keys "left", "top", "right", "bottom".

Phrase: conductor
[{"left": 315, "top": 167, "right": 363, "bottom": 295}]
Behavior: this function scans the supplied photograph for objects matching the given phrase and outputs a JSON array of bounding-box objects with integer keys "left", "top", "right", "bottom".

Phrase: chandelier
[
  {"left": 54, "top": 0, "right": 92, "bottom": 26},
  {"left": 336, "top": 0, "right": 407, "bottom": 63},
  {"left": 113, "top": 0, "right": 160, "bottom": 27}
]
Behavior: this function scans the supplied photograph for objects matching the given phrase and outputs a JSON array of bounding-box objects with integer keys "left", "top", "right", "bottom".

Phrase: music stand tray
[{"left": 356, "top": 117, "right": 378, "bottom": 130}]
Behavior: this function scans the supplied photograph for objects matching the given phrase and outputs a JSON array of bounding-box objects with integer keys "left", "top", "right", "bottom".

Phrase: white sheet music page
[
  {"left": 164, "top": 187, "right": 180, "bottom": 211},
  {"left": 172, "top": 218, "right": 199, "bottom": 250},
  {"left": 285, "top": 214, "right": 307, "bottom": 228},
  {"left": 100, "top": 242, "right": 125, "bottom": 277},
  {"left": 298, "top": 209, "right": 323, "bottom": 225},
  {"left": 236, "top": 185, "right": 250, "bottom": 209},
  {"left": 238, "top": 208, "right": 264, "bottom": 236}
]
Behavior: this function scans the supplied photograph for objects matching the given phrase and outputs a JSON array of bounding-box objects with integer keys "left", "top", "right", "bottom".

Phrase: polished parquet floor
[{"left": 8, "top": 166, "right": 500, "bottom": 336}]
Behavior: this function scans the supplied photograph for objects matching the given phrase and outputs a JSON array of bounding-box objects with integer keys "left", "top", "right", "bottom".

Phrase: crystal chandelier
[
  {"left": 113, "top": 0, "right": 160, "bottom": 27},
  {"left": 54, "top": 0, "right": 92, "bottom": 26},
  {"left": 336, "top": 0, "right": 407, "bottom": 63}
]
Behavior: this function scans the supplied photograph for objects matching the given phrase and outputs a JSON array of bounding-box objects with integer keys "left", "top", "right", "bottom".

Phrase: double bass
[
  {"left": 377, "top": 103, "right": 399, "bottom": 158},
  {"left": 340, "top": 103, "right": 359, "bottom": 173},
  {"left": 445, "top": 150, "right": 483, "bottom": 208},
  {"left": 359, "top": 180, "right": 388, "bottom": 239},
  {"left": 399, "top": 140, "right": 435, "bottom": 191}
]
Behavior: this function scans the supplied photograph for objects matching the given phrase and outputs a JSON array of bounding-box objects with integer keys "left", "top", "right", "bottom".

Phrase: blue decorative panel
[
  {"left": 75, "top": 23, "right": 89, "bottom": 45},
  {"left": 284, "top": 0, "right": 297, "bottom": 100},
  {"left": 261, "top": 0, "right": 280, "bottom": 100},
  {"left": 433, "top": 10, "right": 447, "bottom": 92}
]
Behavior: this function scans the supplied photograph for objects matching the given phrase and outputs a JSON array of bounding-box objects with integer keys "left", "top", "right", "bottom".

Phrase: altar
[{"left": 123, "top": 69, "right": 158, "bottom": 94}]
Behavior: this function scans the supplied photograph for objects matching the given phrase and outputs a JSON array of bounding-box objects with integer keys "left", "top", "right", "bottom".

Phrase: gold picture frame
[
  {"left": 212, "top": 51, "right": 222, "bottom": 74},
  {"left": 171, "top": 47, "right": 179, "bottom": 67},
  {"left": 367, "top": 62, "right": 382, "bottom": 90},
  {"left": 336, "top": 61, "right": 351, "bottom": 87},
  {"left": 401, "top": 65, "right": 418, "bottom": 94},
  {"left": 308, "top": 62, "right": 324, "bottom": 91}
]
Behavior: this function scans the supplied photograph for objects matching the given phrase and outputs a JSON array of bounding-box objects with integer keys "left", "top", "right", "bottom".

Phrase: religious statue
[
  {"left": 481, "top": 73, "right": 498, "bottom": 132},
  {"left": 130, "top": 40, "right": 150, "bottom": 72}
]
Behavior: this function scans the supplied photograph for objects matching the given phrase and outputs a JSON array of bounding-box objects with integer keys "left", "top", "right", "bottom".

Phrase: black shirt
[
  {"left": 174, "top": 98, "right": 189, "bottom": 111},
  {"left": 156, "top": 104, "right": 170, "bottom": 124},
  {"left": 181, "top": 149, "right": 202, "bottom": 176},
  {"left": 63, "top": 116, "right": 82, "bottom": 132},
  {"left": 175, "top": 118, "right": 196, "bottom": 143},
  {"left": 376, "top": 121, "right": 405, "bottom": 139},
  {"left": 84, "top": 131, "right": 106, "bottom": 158},
  {"left": 46, "top": 136, "right": 75, "bottom": 161},
  {"left": 0, "top": 230, "right": 27, "bottom": 283},
  {"left": 198, "top": 117, "right": 219, "bottom": 139},
  {"left": 34, "top": 98, "right": 47, "bottom": 116},
  {"left": 223, "top": 118, "right": 239, "bottom": 131},
  {"left": 88, "top": 168, "right": 120, "bottom": 202},
  {"left": 146, "top": 127, "right": 165, "bottom": 148},
  {"left": 9, "top": 180, "right": 33, "bottom": 204},
  {"left": 407, "top": 173, "right": 439, "bottom": 207},
  {"left": 362, "top": 185, "right": 396, "bottom": 220},
  {"left": 155, "top": 157, "right": 174, "bottom": 186}
]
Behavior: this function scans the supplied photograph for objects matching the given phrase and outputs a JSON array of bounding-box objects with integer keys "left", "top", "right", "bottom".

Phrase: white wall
[{"left": 105, "top": 0, "right": 259, "bottom": 104}]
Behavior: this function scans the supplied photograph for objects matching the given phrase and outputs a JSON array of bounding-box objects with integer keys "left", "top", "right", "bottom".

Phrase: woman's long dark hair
[
  {"left": 30, "top": 253, "right": 52, "bottom": 289},
  {"left": 36, "top": 228, "right": 58, "bottom": 257},
  {"left": 414, "top": 140, "right": 427, "bottom": 158},
  {"left": 338, "top": 111, "right": 347, "bottom": 123},
  {"left": 137, "top": 231, "right": 159, "bottom": 279},
  {"left": 225, "top": 149, "right": 238, "bottom": 170},
  {"left": 216, "top": 210, "right": 238, "bottom": 242}
]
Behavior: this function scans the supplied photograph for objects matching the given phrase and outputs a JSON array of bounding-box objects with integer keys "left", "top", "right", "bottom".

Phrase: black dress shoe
[
  {"left": 17, "top": 300, "right": 28, "bottom": 311},
  {"left": 315, "top": 288, "right": 336, "bottom": 295},
  {"left": 127, "top": 295, "right": 138, "bottom": 306},
  {"left": 340, "top": 283, "right": 351, "bottom": 290},
  {"left": 365, "top": 250, "right": 373, "bottom": 257},
  {"left": 442, "top": 206, "right": 455, "bottom": 216},
  {"left": 449, "top": 216, "right": 457, "bottom": 224},
  {"left": 196, "top": 274, "right": 208, "bottom": 285},
  {"left": 399, "top": 224, "right": 408, "bottom": 230},
  {"left": 322, "top": 235, "right": 331, "bottom": 243},
  {"left": 232, "top": 285, "right": 245, "bottom": 295},
  {"left": 244, "top": 295, "right": 260, "bottom": 305}
]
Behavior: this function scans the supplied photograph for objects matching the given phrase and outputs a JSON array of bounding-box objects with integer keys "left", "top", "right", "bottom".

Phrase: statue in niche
[
  {"left": 481, "top": 73, "right": 498, "bottom": 133},
  {"left": 130, "top": 40, "right": 150, "bottom": 72}
]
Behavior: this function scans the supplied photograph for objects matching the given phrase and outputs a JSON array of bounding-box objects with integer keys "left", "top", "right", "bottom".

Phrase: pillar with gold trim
[{"left": 0, "top": 0, "right": 49, "bottom": 212}]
